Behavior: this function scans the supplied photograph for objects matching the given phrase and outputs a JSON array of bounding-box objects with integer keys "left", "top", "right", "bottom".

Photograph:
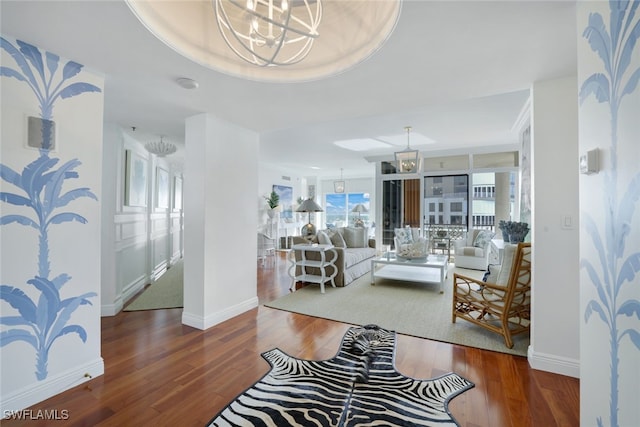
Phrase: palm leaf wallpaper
[
  {"left": 579, "top": 2, "right": 640, "bottom": 426},
  {"left": 0, "top": 37, "right": 101, "bottom": 380}
]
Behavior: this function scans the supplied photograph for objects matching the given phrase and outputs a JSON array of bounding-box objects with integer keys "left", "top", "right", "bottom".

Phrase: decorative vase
[
  {"left": 267, "top": 209, "right": 276, "bottom": 219},
  {"left": 501, "top": 230, "right": 509, "bottom": 241}
]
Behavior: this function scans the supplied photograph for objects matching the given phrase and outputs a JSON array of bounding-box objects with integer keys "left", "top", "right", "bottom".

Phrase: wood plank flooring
[{"left": 3, "top": 252, "right": 579, "bottom": 426}]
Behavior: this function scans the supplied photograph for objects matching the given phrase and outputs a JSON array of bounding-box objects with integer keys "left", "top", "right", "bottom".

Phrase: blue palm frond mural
[
  {"left": 1, "top": 37, "right": 101, "bottom": 151},
  {"left": 0, "top": 37, "right": 100, "bottom": 380},
  {"left": 579, "top": 2, "right": 640, "bottom": 426}
]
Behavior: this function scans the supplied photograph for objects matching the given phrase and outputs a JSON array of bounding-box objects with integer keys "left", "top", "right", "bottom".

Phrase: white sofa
[
  {"left": 292, "top": 227, "right": 376, "bottom": 287},
  {"left": 453, "top": 229, "right": 495, "bottom": 270}
]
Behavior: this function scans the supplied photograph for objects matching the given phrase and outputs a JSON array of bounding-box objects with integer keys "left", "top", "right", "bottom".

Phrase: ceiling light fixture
[
  {"left": 334, "top": 168, "right": 345, "bottom": 193},
  {"left": 126, "top": 0, "right": 400, "bottom": 82},
  {"left": 145, "top": 136, "right": 177, "bottom": 157},
  {"left": 394, "top": 126, "right": 420, "bottom": 174},
  {"left": 213, "top": 0, "right": 322, "bottom": 67}
]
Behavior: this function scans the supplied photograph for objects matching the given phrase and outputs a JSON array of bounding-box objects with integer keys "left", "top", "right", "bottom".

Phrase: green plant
[{"left": 265, "top": 191, "right": 279, "bottom": 209}]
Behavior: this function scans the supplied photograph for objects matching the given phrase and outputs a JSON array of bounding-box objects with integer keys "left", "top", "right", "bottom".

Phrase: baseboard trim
[
  {"left": 182, "top": 297, "right": 259, "bottom": 330},
  {"left": 528, "top": 346, "right": 580, "bottom": 378},
  {"left": 121, "top": 274, "right": 148, "bottom": 305},
  {"left": 0, "top": 358, "right": 104, "bottom": 414},
  {"left": 101, "top": 295, "right": 123, "bottom": 317}
]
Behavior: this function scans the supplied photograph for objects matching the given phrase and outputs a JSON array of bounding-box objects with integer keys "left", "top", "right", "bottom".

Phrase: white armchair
[
  {"left": 394, "top": 227, "right": 428, "bottom": 259},
  {"left": 453, "top": 229, "right": 495, "bottom": 270}
]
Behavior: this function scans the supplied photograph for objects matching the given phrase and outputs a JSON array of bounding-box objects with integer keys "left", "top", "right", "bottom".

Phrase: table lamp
[
  {"left": 351, "top": 204, "right": 368, "bottom": 227},
  {"left": 297, "top": 198, "right": 323, "bottom": 236}
]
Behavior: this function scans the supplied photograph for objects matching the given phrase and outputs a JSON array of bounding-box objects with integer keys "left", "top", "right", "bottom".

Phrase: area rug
[
  {"left": 264, "top": 266, "right": 529, "bottom": 356},
  {"left": 124, "top": 260, "right": 183, "bottom": 311},
  {"left": 207, "top": 324, "right": 474, "bottom": 427}
]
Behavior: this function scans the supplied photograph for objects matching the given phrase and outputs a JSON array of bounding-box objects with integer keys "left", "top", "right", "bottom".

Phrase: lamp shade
[
  {"left": 351, "top": 204, "right": 368, "bottom": 214},
  {"left": 296, "top": 198, "right": 323, "bottom": 213}
]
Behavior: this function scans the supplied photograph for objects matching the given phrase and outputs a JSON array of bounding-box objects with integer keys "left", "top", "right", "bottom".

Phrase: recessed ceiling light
[
  {"left": 176, "top": 77, "right": 199, "bottom": 90},
  {"left": 378, "top": 132, "right": 436, "bottom": 146},
  {"left": 334, "top": 138, "right": 393, "bottom": 152}
]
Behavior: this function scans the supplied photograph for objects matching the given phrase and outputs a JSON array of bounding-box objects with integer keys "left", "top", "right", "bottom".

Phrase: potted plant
[
  {"left": 498, "top": 220, "right": 529, "bottom": 243},
  {"left": 265, "top": 191, "right": 280, "bottom": 218}
]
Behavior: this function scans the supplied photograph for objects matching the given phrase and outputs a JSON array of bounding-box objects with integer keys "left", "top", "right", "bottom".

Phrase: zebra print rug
[{"left": 207, "top": 324, "right": 474, "bottom": 426}]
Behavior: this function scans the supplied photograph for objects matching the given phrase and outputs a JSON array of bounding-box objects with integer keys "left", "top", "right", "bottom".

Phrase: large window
[
  {"left": 471, "top": 172, "right": 516, "bottom": 230},
  {"left": 325, "top": 192, "right": 370, "bottom": 228},
  {"left": 423, "top": 174, "right": 469, "bottom": 227}
]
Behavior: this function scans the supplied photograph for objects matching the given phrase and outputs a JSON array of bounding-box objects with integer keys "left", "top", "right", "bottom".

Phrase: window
[
  {"left": 424, "top": 174, "right": 469, "bottom": 227},
  {"left": 471, "top": 172, "right": 516, "bottom": 230},
  {"left": 325, "top": 192, "right": 370, "bottom": 228}
]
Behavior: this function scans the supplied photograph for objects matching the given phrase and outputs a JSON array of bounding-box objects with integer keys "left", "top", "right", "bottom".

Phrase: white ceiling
[{"left": 1, "top": 1, "right": 577, "bottom": 179}]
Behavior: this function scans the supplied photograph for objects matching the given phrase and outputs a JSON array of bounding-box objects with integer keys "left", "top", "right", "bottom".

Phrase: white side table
[
  {"left": 490, "top": 239, "right": 505, "bottom": 264},
  {"left": 288, "top": 244, "right": 338, "bottom": 293}
]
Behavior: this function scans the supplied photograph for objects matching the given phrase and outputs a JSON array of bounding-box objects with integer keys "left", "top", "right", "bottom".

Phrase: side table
[
  {"left": 430, "top": 236, "right": 451, "bottom": 260},
  {"left": 288, "top": 244, "right": 338, "bottom": 293},
  {"left": 490, "top": 239, "right": 505, "bottom": 264}
]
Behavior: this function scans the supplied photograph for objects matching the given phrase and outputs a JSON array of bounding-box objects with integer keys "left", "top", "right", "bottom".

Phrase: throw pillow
[
  {"left": 329, "top": 230, "right": 347, "bottom": 248},
  {"left": 317, "top": 230, "right": 331, "bottom": 245},
  {"left": 496, "top": 244, "right": 517, "bottom": 285},
  {"left": 473, "top": 230, "right": 495, "bottom": 248},
  {"left": 342, "top": 227, "right": 366, "bottom": 248},
  {"left": 394, "top": 227, "right": 413, "bottom": 245},
  {"left": 482, "top": 264, "right": 502, "bottom": 282}
]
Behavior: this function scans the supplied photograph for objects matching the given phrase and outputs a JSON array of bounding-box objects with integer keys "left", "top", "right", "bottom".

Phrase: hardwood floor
[{"left": 4, "top": 252, "right": 579, "bottom": 426}]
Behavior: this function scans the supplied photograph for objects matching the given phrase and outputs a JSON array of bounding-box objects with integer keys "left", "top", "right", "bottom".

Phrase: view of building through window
[
  {"left": 424, "top": 175, "right": 469, "bottom": 226},
  {"left": 423, "top": 172, "right": 516, "bottom": 230}
]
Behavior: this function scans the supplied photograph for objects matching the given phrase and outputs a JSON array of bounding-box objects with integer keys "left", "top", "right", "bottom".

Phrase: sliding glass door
[{"left": 381, "top": 179, "right": 420, "bottom": 246}]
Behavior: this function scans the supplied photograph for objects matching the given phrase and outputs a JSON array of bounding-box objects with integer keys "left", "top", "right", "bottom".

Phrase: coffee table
[{"left": 370, "top": 253, "right": 449, "bottom": 293}]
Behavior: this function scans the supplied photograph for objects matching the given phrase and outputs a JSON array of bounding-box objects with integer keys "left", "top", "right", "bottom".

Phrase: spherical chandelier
[{"left": 213, "top": 0, "right": 322, "bottom": 67}]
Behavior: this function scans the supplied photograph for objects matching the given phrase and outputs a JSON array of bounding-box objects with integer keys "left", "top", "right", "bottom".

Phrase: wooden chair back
[{"left": 452, "top": 242, "right": 532, "bottom": 348}]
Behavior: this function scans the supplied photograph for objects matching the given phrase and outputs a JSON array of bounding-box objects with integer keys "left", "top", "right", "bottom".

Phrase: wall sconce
[{"left": 579, "top": 148, "right": 599, "bottom": 175}]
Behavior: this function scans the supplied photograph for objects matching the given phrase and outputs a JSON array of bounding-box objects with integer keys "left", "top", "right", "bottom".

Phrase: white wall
[
  {"left": 258, "top": 163, "right": 305, "bottom": 240},
  {"left": 182, "top": 114, "right": 259, "bottom": 329},
  {"left": 577, "top": 2, "right": 640, "bottom": 426},
  {"left": 1, "top": 36, "right": 104, "bottom": 412},
  {"left": 101, "top": 123, "right": 120, "bottom": 315},
  {"left": 528, "top": 76, "right": 581, "bottom": 377}
]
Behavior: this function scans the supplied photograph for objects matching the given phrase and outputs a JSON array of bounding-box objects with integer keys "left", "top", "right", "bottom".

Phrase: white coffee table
[{"left": 370, "top": 253, "right": 449, "bottom": 293}]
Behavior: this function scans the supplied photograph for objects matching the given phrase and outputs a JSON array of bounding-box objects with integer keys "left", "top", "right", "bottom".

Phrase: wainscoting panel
[
  {"left": 170, "top": 212, "right": 183, "bottom": 263},
  {"left": 118, "top": 241, "right": 148, "bottom": 303},
  {"left": 117, "top": 213, "right": 147, "bottom": 242}
]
